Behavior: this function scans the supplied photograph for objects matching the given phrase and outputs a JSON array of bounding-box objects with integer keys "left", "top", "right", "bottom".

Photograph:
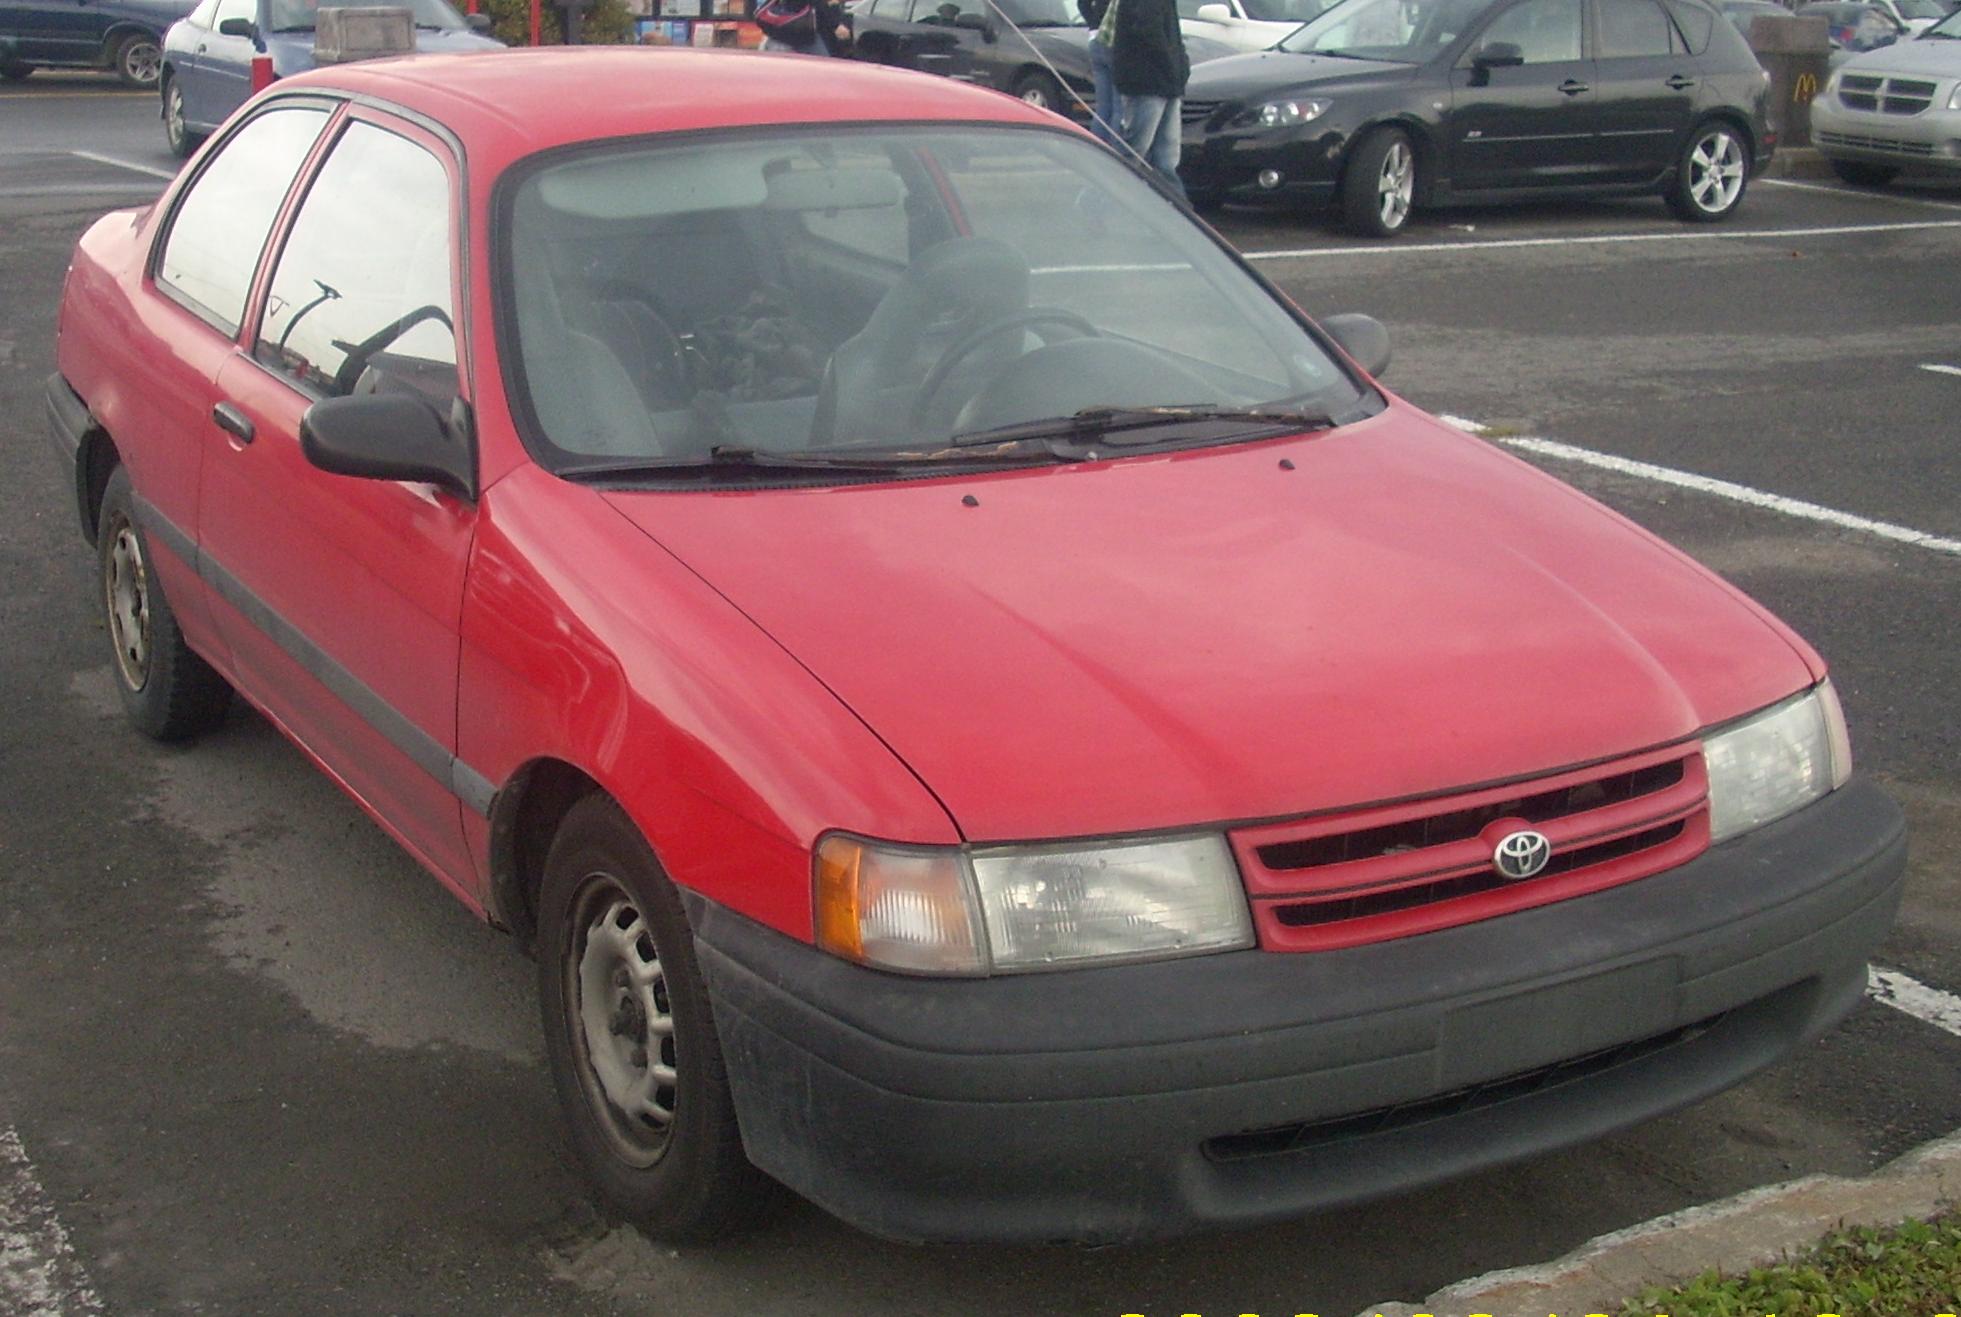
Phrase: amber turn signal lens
[{"left": 812, "top": 834, "right": 985, "bottom": 975}]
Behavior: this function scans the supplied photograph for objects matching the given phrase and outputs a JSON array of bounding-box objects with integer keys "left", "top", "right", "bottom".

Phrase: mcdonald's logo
[{"left": 1794, "top": 71, "right": 1819, "bottom": 104}]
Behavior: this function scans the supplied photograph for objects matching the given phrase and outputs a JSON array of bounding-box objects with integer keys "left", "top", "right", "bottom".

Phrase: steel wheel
[
  {"left": 566, "top": 876, "right": 678, "bottom": 1168},
  {"left": 104, "top": 522, "right": 152, "bottom": 693},
  {"left": 115, "top": 34, "right": 162, "bottom": 88},
  {"left": 1668, "top": 123, "right": 1748, "bottom": 222}
]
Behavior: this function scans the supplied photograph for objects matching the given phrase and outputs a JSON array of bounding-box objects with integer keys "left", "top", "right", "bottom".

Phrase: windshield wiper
[
  {"left": 557, "top": 442, "right": 1091, "bottom": 482},
  {"left": 948, "top": 404, "right": 1336, "bottom": 450}
]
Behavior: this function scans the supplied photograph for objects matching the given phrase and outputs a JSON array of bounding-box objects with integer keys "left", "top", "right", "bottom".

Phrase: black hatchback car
[{"left": 1180, "top": 0, "right": 1773, "bottom": 234}]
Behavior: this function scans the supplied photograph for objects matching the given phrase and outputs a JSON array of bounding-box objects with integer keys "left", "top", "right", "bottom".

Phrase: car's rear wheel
[
  {"left": 112, "top": 32, "right": 162, "bottom": 88},
  {"left": 536, "top": 794, "right": 759, "bottom": 1240},
  {"left": 1829, "top": 159, "right": 1898, "bottom": 188},
  {"left": 1667, "top": 120, "right": 1748, "bottom": 222},
  {"left": 0, "top": 61, "right": 33, "bottom": 82},
  {"left": 97, "top": 467, "right": 232, "bottom": 741},
  {"left": 1341, "top": 126, "right": 1416, "bottom": 238},
  {"left": 1012, "top": 69, "right": 1066, "bottom": 114},
  {"left": 163, "top": 77, "right": 203, "bottom": 158}
]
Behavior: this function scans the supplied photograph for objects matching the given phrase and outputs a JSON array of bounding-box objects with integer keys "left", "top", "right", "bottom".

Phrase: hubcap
[
  {"left": 1689, "top": 131, "right": 1743, "bottom": 213},
  {"left": 105, "top": 523, "right": 151, "bottom": 693},
  {"left": 567, "top": 879, "right": 677, "bottom": 1166},
  {"left": 1377, "top": 140, "right": 1413, "bottom": 229},
  {"left": 123, "top": 41, "right": 160, "bottom": 85},
  {"left": 1020, "top": 86, "right": 1049, "bottom": 107}
]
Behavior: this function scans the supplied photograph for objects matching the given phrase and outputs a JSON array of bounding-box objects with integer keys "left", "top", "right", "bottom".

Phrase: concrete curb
[
  {"left": 1762, "top": 146, "right": 1835, "bottom": 181},
  {"left": 1356, "top": 1127, "right": 1961, "bottom": 1317}
]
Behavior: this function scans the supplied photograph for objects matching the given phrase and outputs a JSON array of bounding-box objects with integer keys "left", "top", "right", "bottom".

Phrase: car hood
[
  {"left": 1022, "top": 24, "right": 1238, "bottom": 65},
  {"left": 1185, "top": 48, "right": 1415, "bottom": 100},
  {"left": 1842, "top": 36, "right": 1961, "bottom": 73},
  {"left": 601, "top": 407, "right": 1814, "bottom": 842}
]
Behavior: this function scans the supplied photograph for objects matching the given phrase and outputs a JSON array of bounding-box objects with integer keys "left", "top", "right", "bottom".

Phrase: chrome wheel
[
  {"left": 1687, "top": 129, "right": 1743, "bottom": 214},
  {"left": 568, "top": 877, "right": 678, "bottom": 1167},
  {"left": 1376, "top": 138, "right": 1413, "bottom": 231},
  {"left": 105, "top": 522, "right": 152, "bottom": 693}
]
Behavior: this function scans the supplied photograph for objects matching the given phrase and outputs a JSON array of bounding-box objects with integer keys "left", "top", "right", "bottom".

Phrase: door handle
[
  {"left": 1558, "top": 79, "right": 1590, "bottom": 95},
  {"left": 1665, "top": 74, "right": 1696, "bottom": 90},
  {"left": 212, "top": 402, "right": 255, "bottom": 445}
]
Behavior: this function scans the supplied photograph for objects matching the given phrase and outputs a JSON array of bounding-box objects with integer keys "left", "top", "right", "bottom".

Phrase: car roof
[{"left": 272, "top": 46, "right": 1065, "bottom": 163}]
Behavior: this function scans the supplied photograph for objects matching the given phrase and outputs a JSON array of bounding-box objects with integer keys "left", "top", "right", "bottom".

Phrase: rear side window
[
  {"left": 1663, "top": 0, "right": 1715, "bottom": 50},
  {"left": 255, "top": 121, "right": 456, "bottom": 401},
  {"left": 155, "top": 106, "right": 329, "bottom": 335},
  {"left": 1597, "top": 0, "right": 1682, "bottom": 54}
]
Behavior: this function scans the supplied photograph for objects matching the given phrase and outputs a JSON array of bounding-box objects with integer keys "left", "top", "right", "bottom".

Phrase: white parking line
[
  {"left": 1868, "top": 967, "right": 1961, "bottom": 1037},
  {"left": 1921, "top": 363, "right": 1961, "bottom": 379},
  {"left": 1441, "top": 416, "right": 1961, "bottom": 559},
  {"left": 66, "top": 150, "right": 176, "bottom": 181},
  {"left": 0, "top": 1126, "right": 103, "bottom": 1316},
  {"left": 1243, "top": 218, "right": 1961, "bottom": 260},
  {"left": 1760, "top": 176, "right": 1961, "bottom": 213}
]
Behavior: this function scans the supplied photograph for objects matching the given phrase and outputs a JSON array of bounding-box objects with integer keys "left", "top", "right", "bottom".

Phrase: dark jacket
[
  {"left": 1076, "top": 0, "right": 1110, "bottom": 27},
  {"left": 778, "top": 0, "right": 851, "bottom": 54},
  {"left": 1111, "top": 0, "right": 1188, "bottom": 98}
]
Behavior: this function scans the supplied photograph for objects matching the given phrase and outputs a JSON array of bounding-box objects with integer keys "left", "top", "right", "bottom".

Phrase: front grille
[
  {"left": 1838, "top": 74, "right": 1937, "bottom": 116},
  {"left": 1181, "top": 98, "right": 1222, "bottom": 128},
  {"left": 1816, "top": 129, "right": 1937, "bottom": 156},
  {"left": 1204, "top": 1011, "right": 1726, "bottom": 1161},
  {"left": 1231, "top": 744, "right": 1709, "bottom": 951}
]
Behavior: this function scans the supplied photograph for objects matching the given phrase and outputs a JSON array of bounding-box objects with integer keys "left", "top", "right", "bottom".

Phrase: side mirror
[
  {"left": 300, "top": 393, "right": 476, "bottom": 499},
  {"left": 217, "top": 16, "right": 258, "bottom": 39},
  {"left": 1321, "top": 312, "right": 1391, "bottom": 378},
  {"left": 1471, "top": 40, "right": 1525, "bottom": 68},
  {"left": 951, "top": 12, "right": 995, "bottom": 38},
  {"left": 466, "top": 11, "right": 493, "bottom": 30},
  {"left": 1195, "top": 3, "right": 1234, "bottom": 21}
]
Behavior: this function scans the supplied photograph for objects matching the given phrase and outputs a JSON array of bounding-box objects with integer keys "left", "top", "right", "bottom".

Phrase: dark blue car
[
  {"left": 159, "top": 0, "right": 499, "bottom": 155},
  {"left": 0, "top": 0, "right": 195, "bottom": 86}
]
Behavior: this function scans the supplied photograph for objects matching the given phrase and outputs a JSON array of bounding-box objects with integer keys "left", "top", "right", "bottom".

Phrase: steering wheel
[
  {"left": 586, "top": 278, "right": 695, "bottom": 409},
  {"left": 907, "top": 307, "right": 1098, "bottom": 430},
  {"left": 330, "top": 303, "right": 453, "bottom": 395}
]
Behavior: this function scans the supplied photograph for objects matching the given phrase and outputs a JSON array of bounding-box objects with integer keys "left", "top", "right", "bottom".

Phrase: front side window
[
  {"left": 156, "top": 106, "right": 329, "bottom": 335},
  {"left": 213, "top": 0, "right": 255, "bottom": 27},
  {"left": 500, "top": 126, "right": 1370, "bottom": 478},
  {"left": 1281, "top": 0, "right": 1496, "bottom": 61},
  {"left": 1476, "top": 0, "right": 1583, "bottom": 60},
  {"left": 256, "top": 121, "right": 455, "bottom": 401},
  {"left": 1597, "top": 0, "right": 1681, "bottom": 55}
]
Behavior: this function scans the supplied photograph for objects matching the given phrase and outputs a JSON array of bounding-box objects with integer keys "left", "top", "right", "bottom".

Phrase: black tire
[
  {"left": 1666, "top": 119, "right": 1749, "bottom": 222},
  {"left": 1829, "top": 159, "right": 1898, "bottom": 188},
  {"left": 536, "top": 794, "right": 759, "bottom": 1240},
  {"left": 1340, "top": 126, "right": 1417, "bottom": 238},
  {"left": 162, "top": 76, "right": 203, "bottom": 159},
  {"left": 0, "top": 62, "right": 33, "bottom": 82},
  {"left": 112, "top": 31, "right": 163, "bottom": 88},
  {"left": 96, "top": 467, "right": 232, "bottom": 741},
  {"left": 1011, "top": 68, "right": 1066, "bottom": 114}
]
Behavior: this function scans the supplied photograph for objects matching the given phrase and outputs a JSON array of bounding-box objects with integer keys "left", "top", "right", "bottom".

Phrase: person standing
[
  {"left": 759, "top": 0, "right": 852, "bottom": 54},
  {"left": 1109, "top": 0, "right": 1188, "bottom": 198},
  {"left": 1078, "top": 0, "right": 1119, "bottom": 147}
]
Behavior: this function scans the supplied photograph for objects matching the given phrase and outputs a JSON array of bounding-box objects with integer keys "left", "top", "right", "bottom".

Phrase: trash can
[{"left": 1749, "top": 14, "right": 1834, "bottom": 149}]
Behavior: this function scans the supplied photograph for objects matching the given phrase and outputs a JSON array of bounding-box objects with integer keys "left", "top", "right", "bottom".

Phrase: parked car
[
  {"left": 1863, "top": 0, "right": 1946, "bottom": 30},
  {"left": 48, "top": 46, "right": 1904, "bottom": 1245},
  {"left": 1797, "top": 0, "right": 1909, "bottom": 50},
  {"left": 1812, "top": 0, "right": 1961, "bottom": 181},
  {"left": 157, "top": 0, "right": 499, "bottom": 156},
  {"left": 1181, "top": 0, "right": 1775, "bottom": 234},
  {"left": 850, "top": 0, "right": 1233, "bottom": 117},
  {"left": 0, "top": 0, "right": 193, "bottom": 86},
  {"left": 1719, "top": 0, "right": 1790, "bottom": 35},
  {"left": 1177, "top": 0, "right": 1333, "bottom": 52}
]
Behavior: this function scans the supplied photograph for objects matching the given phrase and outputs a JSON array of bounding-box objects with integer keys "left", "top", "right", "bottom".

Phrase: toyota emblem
[{"left": 1493, "top": 829, "right": 1552, "bottom": 881}]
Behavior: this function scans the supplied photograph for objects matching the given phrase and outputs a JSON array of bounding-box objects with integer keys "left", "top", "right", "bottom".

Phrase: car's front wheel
[
  {"left": 1667, "top": 121, "right": 1748, "bottom": 222},
  {"left": 536, "top": 794, "right": 759, "bottom": 1240},
  {"left": 96, "top": 467, "right": 232, "bottom": 740},
  {"left": 163, "top": 77, "right": 204, "bottom": 158},
  {"left": 1012, "top": 69, "right": 1066, "bottom": 114},
  {"left": 1829, "top": 159, "right": 1898, "bottom": 188},
  {"left": 1341, "top": 126, "right": 1417, "bottom": 238},
  {"left": 112, "top": 32, "right": 163, "bottom": 88}
]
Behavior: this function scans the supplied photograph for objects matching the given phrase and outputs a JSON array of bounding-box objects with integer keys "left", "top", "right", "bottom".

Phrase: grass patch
[{"left": 1618, "top": 1212, "right": 1961, "bottom": 1317}]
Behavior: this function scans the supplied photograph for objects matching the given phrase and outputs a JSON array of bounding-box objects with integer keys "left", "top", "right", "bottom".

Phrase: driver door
[
  {"left": 1447, "top": 0, "right": 1601, "bottom": 191},
  {"left": 197, "top": 106, "right": 479, "bottom": 891}
]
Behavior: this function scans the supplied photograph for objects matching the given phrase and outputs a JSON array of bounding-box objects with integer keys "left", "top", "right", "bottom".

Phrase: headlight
[
  {"left": 1257, "top": 98, "right": 1331, "bottom": 128},
  {"left": 815, "top": 832, "right": 1252, "bottom": 975},
  {"left": 1703, "top": 681, "right": 1852, "bottom": 844},
  {"left": 1948, "top": 83, "right": 1961, "bottom": 111},
  {"left": 1824, "top": 69, "right": 1842, "bottom": 99}
]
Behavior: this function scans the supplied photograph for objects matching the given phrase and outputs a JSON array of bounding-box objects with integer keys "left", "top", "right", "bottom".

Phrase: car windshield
[
  {"left": 500, "top": 125, "right": 1371, "bottom": 482},
  {"left": 1278, "top": 0, "right": 1493, "bottom": 61},
  {"left": 1239, "top": 0, "right": 1335, "bottom": 21},
  {"left": 1927, "top": 4, "right": 1961, "bottom": 32},
  {"left": 268, "top": 0, "right": 466, "bottom": 31},
  {"left": 998, "top": 0, "right": 1084, "bottom": 25},
  {"left": 1898, "top": 0, "right": 1943, "bottom": 18}
]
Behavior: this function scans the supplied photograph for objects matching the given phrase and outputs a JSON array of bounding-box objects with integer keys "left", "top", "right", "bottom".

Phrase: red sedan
[{"left": 47, "top": 46, "right": 1904, "bottom": 1244}]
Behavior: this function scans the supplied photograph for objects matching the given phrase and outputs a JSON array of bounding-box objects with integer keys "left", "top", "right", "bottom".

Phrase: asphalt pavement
[{"left": 2, "top": 70, "right": 1958, "bottom": 1316}]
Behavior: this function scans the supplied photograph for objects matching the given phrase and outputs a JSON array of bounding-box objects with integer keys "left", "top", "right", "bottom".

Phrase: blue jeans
[
  {"left": 1119, "top": 92, "right": 1186, "bottom": 200},
  {"left": 1086, "top": 35, "right": 1119, "bottom": 148}
]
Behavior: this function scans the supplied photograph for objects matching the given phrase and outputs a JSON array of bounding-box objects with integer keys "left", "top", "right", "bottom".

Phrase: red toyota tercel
[{"left": 47, "top": 47, "right": 1905, "bottom": 1245}]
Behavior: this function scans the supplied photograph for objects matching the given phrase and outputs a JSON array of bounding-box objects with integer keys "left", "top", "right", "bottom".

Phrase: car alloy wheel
[
  {"left": 115, "top": 34, "right": 162, "bottom": 88},
  {"left": 105, "top": 522, "right": 152, "bottom": 693},
  {"left": 566, "top": 875, "right": 679, "bottom": 1167},
  {"left": 164, "top": 79, "right": 197, "bottom": 157},
  {"left": 1669, "top": 122, "right": 1747, "bottom": 222},
  {"left": 1375, "top": 139, "right": 1413, "bottom": 230},
  {"left": 1341, "top": 126, "right": 1417, "bottom": 237}
]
